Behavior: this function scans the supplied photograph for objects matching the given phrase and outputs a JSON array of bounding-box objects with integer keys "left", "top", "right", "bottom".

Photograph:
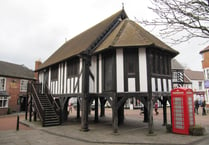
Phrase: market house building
[
  {"left": 0, "top": 61, "right": 35, "bottom": 115},
  {"left": 32, "top": 9, "right": 178, "bottom": 133}
]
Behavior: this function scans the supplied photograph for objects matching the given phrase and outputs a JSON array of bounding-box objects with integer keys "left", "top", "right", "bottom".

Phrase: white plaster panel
[
  {"left": 157, "top": 78, "right": 162, "bottom": 92},
  {"left": 99, "top": 54, "right": 102, "bottom": 93},
  {"left": 128, "top": 78, "right": 136, "bottom": 92},
  {"left": 79, "top": 58, "right": 82, "bottom": 93},
  {"left": 71, "top": 78, "right": 74, "bottom": 94},
  {"left": 152, "top": 77, "right": 156, "bottom": 92},
  {"left": 64, "top": 62, "right": 67, "bottom": 94},
  {"left": 48, "top": 68, "right": 51, "bottom": 88},
  {"left": 116, "top": 48, "right": 124, "bottom": 92},
  {"left": 139, "top": 48, "right": 148, "bottom": 92},
  {"left": 168, "top": 79, "right": 172, "bottom": 92},
  {"left": 74, "top": 77, "right": 78, "bottom": 93},
  {"left": 163, "top": 79, "right": 167, "bottom": 92}
]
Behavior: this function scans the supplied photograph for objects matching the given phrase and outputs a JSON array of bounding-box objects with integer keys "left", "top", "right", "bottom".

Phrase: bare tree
[{"left": 138, "top": 0, "right": 209, "bottom": 44}]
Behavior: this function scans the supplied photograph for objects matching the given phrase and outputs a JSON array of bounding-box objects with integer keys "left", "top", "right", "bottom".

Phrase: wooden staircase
[
  {"left": 39, "top": 94, "right": 60, "bottom": 127},
  {"left": 28, "top": 83, "right": 61, "bottom": 127}
]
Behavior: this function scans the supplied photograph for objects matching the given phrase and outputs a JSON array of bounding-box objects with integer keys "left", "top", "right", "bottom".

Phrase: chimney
[{"left": 34, "top": 60, "right": 42, "bottom": 80}]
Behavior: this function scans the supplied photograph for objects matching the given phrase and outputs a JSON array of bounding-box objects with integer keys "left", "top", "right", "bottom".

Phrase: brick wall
[{"left": 202, "top": 52, "right": 209, "bottom": 68}]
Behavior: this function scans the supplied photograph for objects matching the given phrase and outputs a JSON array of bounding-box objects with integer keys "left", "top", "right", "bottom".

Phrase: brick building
[
  {"left": 200, "top": 45, "right": 209, "bottom": 105},
  {"left": 0, "top": 61, "right": 35, "bottom": 115}
]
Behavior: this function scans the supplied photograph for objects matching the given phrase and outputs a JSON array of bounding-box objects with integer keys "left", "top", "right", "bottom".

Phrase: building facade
[
  {"left": 200, "top": 45, "right": 209, "bottom": 105},
  {"left": 0, "top": 61, "right": 35, "bottom": 115},
  {"left": 183, "top": 69, "right": 205, "bottom": 101},
  {"left": 32, "top": 10, "right": 178, "bottom": 132}
]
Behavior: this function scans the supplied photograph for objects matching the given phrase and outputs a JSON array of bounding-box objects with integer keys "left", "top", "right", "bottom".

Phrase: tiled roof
[
  {"left": 0, "top": 60, "right": 35, "bottom": 80},
  {"left": 200, "top": 45, "right": 209, "bottom": 54},
  {"left": 37, "top": 10, "right": 178, "bottom": 71},
  {"left": 171, "top": 59, "right": 185, "bottom": 70},
  {"left": 184, "top": 69, "right": 204, "bottom": 80}
]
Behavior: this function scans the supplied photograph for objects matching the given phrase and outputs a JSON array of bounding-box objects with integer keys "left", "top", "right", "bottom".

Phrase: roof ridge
[{"left": 111, "top": 19, "right": 129, "bottom": 46}]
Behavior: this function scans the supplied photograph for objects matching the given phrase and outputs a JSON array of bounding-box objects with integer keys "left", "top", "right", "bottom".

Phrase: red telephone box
[{"left": 171, "top": 88, "right": 195, "bottom": 135}]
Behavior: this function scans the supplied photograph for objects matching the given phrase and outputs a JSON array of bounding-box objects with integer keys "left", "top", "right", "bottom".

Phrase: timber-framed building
[{"left": 28, "top": 9, "right": 178, "bottom": 133}]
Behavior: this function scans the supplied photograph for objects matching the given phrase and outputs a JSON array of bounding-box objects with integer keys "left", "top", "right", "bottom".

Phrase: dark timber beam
[
  {"left": 77, "top": 97, "right": 80, "bottom": 119},
  {"left": 94, "top": 97, "right": 99, "bottom": 122},
  {"left": 112, "top": 93, "right": 118, "bottom": 133},
  {"left": 81, "top": 54, "right": 90, "bottom": 131},
  {"left": 147, "top": 51, "right": 154, "bottom": 134},
  {"left": 162, "top": 96, "right": 167, "bottom": 126}
]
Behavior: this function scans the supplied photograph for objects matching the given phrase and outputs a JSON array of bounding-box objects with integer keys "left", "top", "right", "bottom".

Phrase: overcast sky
[{"left": 0, "top": 0, "right": 207, "bottom": 71}]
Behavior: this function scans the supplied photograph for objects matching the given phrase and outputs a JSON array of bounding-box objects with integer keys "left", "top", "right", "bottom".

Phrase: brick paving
[
  {"left": 0, "top": 107, "right": 208, "bottom": 145},
  {"left": 0, "top": 113, "right": 31, "bottom": 131}
]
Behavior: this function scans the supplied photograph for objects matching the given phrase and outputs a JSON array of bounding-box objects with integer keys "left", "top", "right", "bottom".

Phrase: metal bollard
[{"left": 16, "top": 115, "right": 19, "bottom": 131}]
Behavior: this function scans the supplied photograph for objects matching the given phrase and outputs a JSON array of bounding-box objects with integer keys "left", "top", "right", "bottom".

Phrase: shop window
[{"left": 0, "top": 96, "right": 8, "bottom": 108}]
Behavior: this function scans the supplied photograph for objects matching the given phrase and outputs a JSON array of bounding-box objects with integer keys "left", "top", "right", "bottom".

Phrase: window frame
[
  {"left": 0, "top": 96, "right": 8, "bottom": 108},
  {"left": 0, "top": 77, "right": 6, "bottom": 91},
  {"left": 20, "top": 79, "right": 28, "bottom": 92},
  {"left": 67, "top": 57, "right": 80, "bottom": 78},
  {"left": 51, "top": 65, "right": 59, "bottom": 81}
]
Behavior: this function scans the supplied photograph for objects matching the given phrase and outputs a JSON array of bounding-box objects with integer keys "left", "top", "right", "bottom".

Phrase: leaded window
[
  {"left": 0, "top": 77, "right": 6, "bottom": 91},
  {"left": 0, "top": 96, "right": 8, "bottom": 108},
  {"left": 20, "top": 79, "right": 28, "bottom": 92}
]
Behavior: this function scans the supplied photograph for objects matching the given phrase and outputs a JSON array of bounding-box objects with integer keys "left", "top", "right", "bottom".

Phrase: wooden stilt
[
  {"left": 118, "top": 98, "right": 124, "bottom": 125},
  {"left": 81, "top": 95, "right": 89, "bottom": 131},
  {"left": 162, "top": 97, "right": 167, "bottom": 126},
  {"left": 29, "top": 96, "right": 32, "bottom": 122},
  {"left": 77, "top": 98, "right": 80, "bottom": 119},
  {"left": 148, "top": 98, "right": 154, "bottom": 134},
  {"left": 81, "top": 55, "right": 90, "bottom": 131},
  {"left": 112, "top": 93, "right": 118, "bottom": 133},
  {"left": 34, "top": 111, "right": 37, "bottom": 121},
  {"left": 143, "top": 97, "right": 149, "bottom": 122},
  {"left": 100, "top": 98, "right": 105, "bottom": 117},
  {"left": 25, "top": 96, "right": 28, "bottom": 120},
  {"left": 94, "top": 97, "right": 98, "bottom": 122}
]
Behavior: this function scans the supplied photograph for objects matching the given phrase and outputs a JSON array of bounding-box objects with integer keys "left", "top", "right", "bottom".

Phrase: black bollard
[{"left": 16, "top": 115, "right": 19, "bottom": 131}]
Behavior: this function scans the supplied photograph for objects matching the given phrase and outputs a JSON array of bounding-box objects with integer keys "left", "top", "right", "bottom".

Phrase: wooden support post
[
  {"left": 168, "top": 98, "right": 172, "bottom": 125},
  {"left": 143, "top": 97, "right": 149, "bottom": 122},
  {"left": 81, "top": 95, "right": 89, "bottom": 131},
  {"left": 77, "top": 98, "right": 80, "bottom": 119},
  {"left": 94, "top": 97, "right": 98, "bottom": 122},
  {"left": 147, "top": 52, "right": 154, "bottom": 134},
  {"left": 162, "top": 97, "right": 167, "bottom": 126},
  {"left": 81, "top": 54, "right": 90, "bottom": 131},
  {"left": 118, "top": 98, "right": 124, "bottom": 125},
  {"left": 25, "top": 96, "right": 28, "bottom": 120},
  {"left": 112, "top": 93, "right": 118, "bottom": 133},
  {"left": 148, "top": 98, "right": 154, "bottom": 134},
  {"left": 29, "top": 97, "right": 32, "bottom": 122},
  {"left": 100, "top": 98, "right": 105, "bottom": 117},
  {"left": 34, "top": 111, "right": 37, "bottom": 121}
]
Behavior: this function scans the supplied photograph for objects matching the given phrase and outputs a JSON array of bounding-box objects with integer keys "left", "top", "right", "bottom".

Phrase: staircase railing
[
  {"left": 44, "top": 84, "right": 61, "bottom": 124},
  {"left": 28, "top": 82, "right": 45, "bottom": 124}
]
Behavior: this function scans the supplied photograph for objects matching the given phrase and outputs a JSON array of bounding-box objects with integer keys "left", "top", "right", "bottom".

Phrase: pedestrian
[
  {"left": 195, "top": 100, "right": 199, "bottom": 115},
  {"left": 68, "top": 102, "right": 72, "bottom": 113},
  {"left": 155, "top": 102, "right": 159, "bottom": 115},
  {"left": 202, "top": 100, "right": 206, "bottom": 115}
]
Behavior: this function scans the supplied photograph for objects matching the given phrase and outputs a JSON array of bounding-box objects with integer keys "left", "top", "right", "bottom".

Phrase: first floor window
[
  {"left": 51, "top": 65, "right": 58, "bottom": 81},
  {"left": 20, "top": 80, "right": 28, "bottom": 92},
  {"left": 0, "top": 77, "right": 6, "bottom": 91},
  {"left": 0, "top": 96, "right": 8, "bottom": 108}
]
